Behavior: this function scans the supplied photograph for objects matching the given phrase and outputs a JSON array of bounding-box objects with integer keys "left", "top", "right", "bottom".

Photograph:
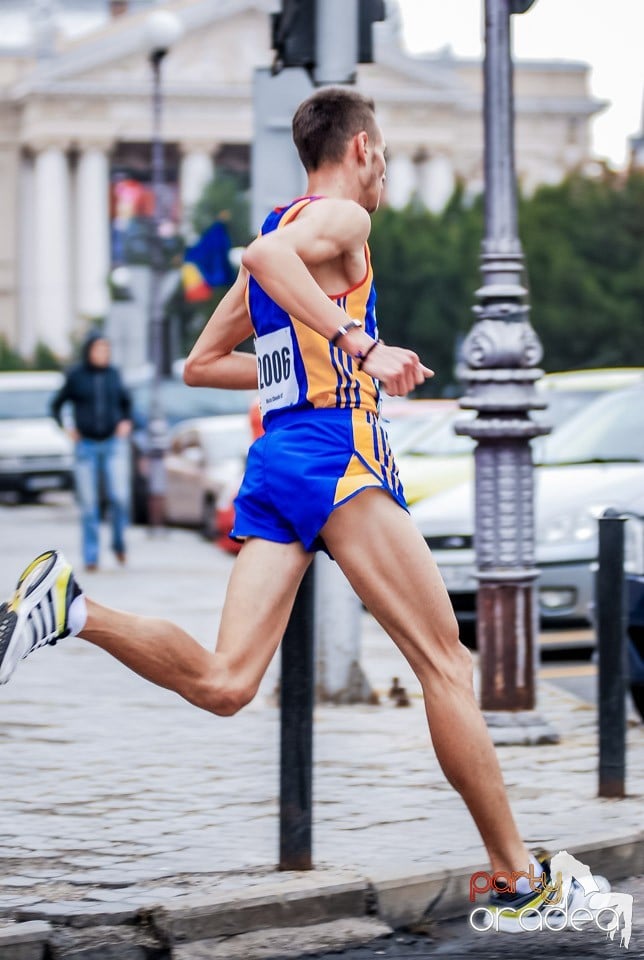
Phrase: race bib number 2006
[{"left": 255, "top": 327, "right": 299, "bottom": 415}]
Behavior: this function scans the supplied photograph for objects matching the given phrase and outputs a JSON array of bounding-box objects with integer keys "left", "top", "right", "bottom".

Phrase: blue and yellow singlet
[
  {"left": 246, "top": 196, "right": 380, "bottom": 427},
  {"left": 231, "top": 196, "right": 406, "bottom": 552}
]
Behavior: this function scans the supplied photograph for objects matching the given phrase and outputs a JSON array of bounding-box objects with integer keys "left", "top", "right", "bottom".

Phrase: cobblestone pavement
[
  {"left": 286, "top": 876, "right": 644, "bottom": 959},
  {"left": 0, "top": 496, "right": 643, "bottom": 920}
]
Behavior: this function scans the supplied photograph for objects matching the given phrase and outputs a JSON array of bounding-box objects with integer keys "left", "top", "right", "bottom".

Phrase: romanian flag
[{"left": 182, "top": 221, "right": 234, "bottom": 302}]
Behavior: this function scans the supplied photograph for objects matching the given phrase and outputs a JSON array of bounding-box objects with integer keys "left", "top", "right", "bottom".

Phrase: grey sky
[{"left": 397, "top": 0, "right": 644, "bottom": 168}]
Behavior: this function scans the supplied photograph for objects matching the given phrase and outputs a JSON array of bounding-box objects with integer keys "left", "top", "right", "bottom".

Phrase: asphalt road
[{"left": 283, "top": 875, "right": 643, "bottom": 959}]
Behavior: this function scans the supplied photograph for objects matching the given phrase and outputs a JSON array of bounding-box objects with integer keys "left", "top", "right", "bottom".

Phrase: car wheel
[{"left": 201, "top": 496, "right": 216, "bottom": 541}]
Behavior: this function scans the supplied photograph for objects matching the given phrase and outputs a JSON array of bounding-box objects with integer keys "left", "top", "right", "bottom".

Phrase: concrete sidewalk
[{"left": 0, "top": 497, "right": 643, "bottom": 957}]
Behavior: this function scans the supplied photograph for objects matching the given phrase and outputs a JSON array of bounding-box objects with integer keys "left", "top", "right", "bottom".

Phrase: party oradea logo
[{"left": 468, "top": 850, "right": 633, "bottom": 949}]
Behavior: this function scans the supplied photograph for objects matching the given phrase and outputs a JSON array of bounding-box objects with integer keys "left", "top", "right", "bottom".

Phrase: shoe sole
[{"left": 0, "top": 550, "right": 67, "bottom": 685}]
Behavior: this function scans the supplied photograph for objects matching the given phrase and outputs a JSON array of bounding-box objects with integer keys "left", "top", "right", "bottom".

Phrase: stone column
[
  {"left": 417, "top": 152, "right": 456, "bottom": 214},
  {"left": 179, "top": 145, "right": 215, "bottom": 236},
  {"left": 33, "top": 143, "right": 73, "bottom": 358},
  {"left": 385, "top": 151, "right": 417, "bottom": 210},
  {"left": 18, "top": 152, "right": 37, "bottom": 357},
  {"left": 75, "top": 144, "right": 111, "bottom": 325}
]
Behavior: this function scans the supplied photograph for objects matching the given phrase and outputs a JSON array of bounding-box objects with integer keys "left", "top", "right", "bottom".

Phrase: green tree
[
  {"left": 177, "top": 173, "right": 254, "bottom": 357},
  {"left": 191, "top": 173, "right": 252, "bottom": 247},
  {"left": 520, "top": 170, "right": 644, "bottom": 370},
  {"left": 32, "top": 342, "right": 62, "bottom": 371},
  {"left": 369, "top": 188, "right": 482, "bottom": 396},
  {"left": 368, "top": 171, "right": 644, "bottom": 391},
  {"left": 0, "top": 336, "right": 27, "bottom": 371}
]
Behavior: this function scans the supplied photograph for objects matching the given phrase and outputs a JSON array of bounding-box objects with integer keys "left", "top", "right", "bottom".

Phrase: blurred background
[
  {"left": 0, "top": 0, "right": 641, "bottom": 385},
  {"left": 0, "top": 0, "right": 642, "bottom": 714}
]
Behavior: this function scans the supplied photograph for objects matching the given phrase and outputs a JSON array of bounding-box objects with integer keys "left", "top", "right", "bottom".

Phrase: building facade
[{"left": 0, "top": 0, "right": 603, "bottom": 360}]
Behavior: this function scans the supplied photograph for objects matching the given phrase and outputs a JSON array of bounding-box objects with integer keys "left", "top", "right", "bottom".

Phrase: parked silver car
[
  {"left": 0, "top": 372, "right": 74, "bottom": 500},
  {"left": 164, "top": 416, "right": 252, "bottom": 537},
  {"left": 410, "top": 385, "right": 644, "bottom": 628}
]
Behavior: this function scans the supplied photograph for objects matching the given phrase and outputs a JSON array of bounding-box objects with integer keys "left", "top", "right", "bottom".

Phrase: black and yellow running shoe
[
  {"left": 488, "top": 855, "right": 611, "bottom": 934},
  {"left": 0, "top": 550, "right": 82, "bottom": 685}
]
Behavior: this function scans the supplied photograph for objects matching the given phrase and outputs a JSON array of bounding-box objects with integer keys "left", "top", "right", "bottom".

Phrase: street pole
[
  {"left": 456, "top": 0, "right": 558, "bottom": 743},
  {"left": 311, "top": 0, "right": 374, "bottom": 706},
  {"left": 279, "top": 565, "right": 315, "bottom": 870},
  {"left": 597, "top": 510, "right": 627, "bottom": 798},
  {"left": 144, "top": 12, "right": 182, "bottom": 530},
  {"left": 147, "top": 50, "right": 167, "bottom": 529},
  {"left": 262, "top": 0, "right": 384, "bottom": 868}
]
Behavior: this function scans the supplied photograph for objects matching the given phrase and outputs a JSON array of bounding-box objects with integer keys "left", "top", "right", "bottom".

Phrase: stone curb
[
  {"left": 1, "top": 833, "right": 642, "bottom": 958},
  {"left": 151, "top": 877, "right": 370, "bottom": 944},
  {"left": 0, "top": 921, "right": 52, "bottom": 960}
]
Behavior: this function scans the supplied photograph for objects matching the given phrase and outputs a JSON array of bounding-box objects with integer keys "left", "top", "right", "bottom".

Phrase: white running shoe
[
  {"left": 0, "top": 550, "right": 82, "bottom": 685},
  {"left": 489, "top": 854, "right": 611, "bottom": 934}
]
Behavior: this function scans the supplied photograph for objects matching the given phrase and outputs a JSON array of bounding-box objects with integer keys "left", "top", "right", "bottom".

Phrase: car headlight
[{"left": 537, "top": 504, "right": 605, "bottom": 546}]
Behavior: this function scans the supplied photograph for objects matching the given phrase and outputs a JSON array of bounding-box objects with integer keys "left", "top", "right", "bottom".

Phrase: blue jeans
[{"left": 75, "top": 437, "right": 131, "bottom": 567}]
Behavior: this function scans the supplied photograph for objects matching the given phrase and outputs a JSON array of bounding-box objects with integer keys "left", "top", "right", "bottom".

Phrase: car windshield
[
  {"left": 131, "top": 382, "right": 255, "bottom": 427},
  {"left": 396, "top": 389, "right": 625, "bottom": 459},
  {"left": 0, "top": 389, "right": 55, "bottom": 420},
  {"left": 399, "top": 411, "right": 476, "bottom": 457},
  {"left": 538, "top": 389, "right": 644, "bottom": 465},
  {"left": 533, "top": 389, "right": 603, "bottom": 431}
]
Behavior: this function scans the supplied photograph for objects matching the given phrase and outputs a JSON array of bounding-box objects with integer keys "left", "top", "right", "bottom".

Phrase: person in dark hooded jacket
[{"left": 51, "top": 332, "right": 132, "bottom": 570}]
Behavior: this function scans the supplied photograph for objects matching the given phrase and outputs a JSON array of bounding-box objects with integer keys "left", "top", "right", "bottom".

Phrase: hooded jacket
[{"left": 51, "top": 332, "right": 132, "bottom": 441}]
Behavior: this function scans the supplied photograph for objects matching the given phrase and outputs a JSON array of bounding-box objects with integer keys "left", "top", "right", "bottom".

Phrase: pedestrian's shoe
[
  {"left": 488, "top": 855, "right": 611, "bottom": 933},
  {"left": 0, "top": 550, "right": 82, "bottom": 685}
]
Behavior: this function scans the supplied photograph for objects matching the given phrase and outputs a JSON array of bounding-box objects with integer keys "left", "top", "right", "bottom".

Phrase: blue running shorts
[{"left": 231, "top": 408, "right": 408, "bottom": 552}]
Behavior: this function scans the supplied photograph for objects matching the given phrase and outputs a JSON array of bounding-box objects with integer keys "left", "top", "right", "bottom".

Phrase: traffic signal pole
[
  {"left": 314, "top": 0, "right": 358, "bottom": 86},
  {"left": 251, "top": 0, "right": 384, "bottom": 871}
]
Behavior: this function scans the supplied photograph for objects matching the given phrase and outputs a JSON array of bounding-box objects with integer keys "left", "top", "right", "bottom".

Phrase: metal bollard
[
  {"left": 597, "top": 509, "right": 627, "bottom": 798},
  {"left": 279, "top": 564, "right": 315, "bottom": 870}
]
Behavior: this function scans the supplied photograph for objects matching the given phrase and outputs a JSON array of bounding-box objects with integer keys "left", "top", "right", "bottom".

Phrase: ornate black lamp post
[
  {"left": 456, "top": 0, "right": 558, "bottom": 742},
  {"left": 144, "top": 10, "right": 182, "bottom": 529}
]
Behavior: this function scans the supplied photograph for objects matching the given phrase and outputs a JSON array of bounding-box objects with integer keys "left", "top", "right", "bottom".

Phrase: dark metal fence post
[
  {"left": 279, "top": 564, "right": 315, "bottom": 870},
  {"left": 597, "top": 509, "right": 627, "bottom": 798}
]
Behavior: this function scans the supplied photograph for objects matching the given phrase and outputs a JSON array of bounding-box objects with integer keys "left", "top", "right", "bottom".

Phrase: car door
[{"left": 165, "top": 428, "right": 205, "bottom": 525}]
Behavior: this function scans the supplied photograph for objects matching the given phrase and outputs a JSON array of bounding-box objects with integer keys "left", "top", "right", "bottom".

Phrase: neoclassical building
[{"left": 0, "top": 0, "right": 603, "bottom": 360}]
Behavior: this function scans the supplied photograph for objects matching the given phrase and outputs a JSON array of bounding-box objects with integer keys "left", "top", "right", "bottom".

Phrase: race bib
[{"left": 256, "top": 327, "right": 299, "bottom": 415}]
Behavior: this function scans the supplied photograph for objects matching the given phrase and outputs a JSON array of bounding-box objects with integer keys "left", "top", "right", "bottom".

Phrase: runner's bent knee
[{"left": 418, "top": 635, "right": 474, "bottom": 692}]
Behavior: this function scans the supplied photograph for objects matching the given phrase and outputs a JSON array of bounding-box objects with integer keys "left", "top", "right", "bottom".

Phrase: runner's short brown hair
[{"left": 292, "top": 87, "right": 377, "bottom": 172}]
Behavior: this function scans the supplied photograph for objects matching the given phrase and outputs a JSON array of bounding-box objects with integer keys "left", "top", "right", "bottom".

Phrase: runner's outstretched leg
[
  {"left": 1, "top": 541, "right": 311, "bottom": 717},
  {"left": 322, "top": 488, "right": 531, "bottom": 876}
]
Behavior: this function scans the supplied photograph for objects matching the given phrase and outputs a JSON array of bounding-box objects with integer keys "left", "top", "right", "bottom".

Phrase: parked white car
[
  {"left": 395, "top": 367, "right": 644, "bottom": 505},
  {"left": 0, "top": 372, "right": 74, "bottom": 500},
  {"left": 410, "top": 385, "right": 644, "bottom": 628}
]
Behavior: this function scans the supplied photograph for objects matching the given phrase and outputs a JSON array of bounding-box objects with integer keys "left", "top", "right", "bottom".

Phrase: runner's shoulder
[{"left": 301, "top": 197, "right": 371, "bottom": 241}]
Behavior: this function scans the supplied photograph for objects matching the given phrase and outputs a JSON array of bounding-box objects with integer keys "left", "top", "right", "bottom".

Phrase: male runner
[{"left": 0, "top": 87, "right": 606, "bottom": 928}]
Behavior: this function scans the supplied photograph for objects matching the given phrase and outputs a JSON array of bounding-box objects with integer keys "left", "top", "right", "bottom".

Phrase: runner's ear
[{"left": 353, "top": 131, "right": 369, "bottom": 166}]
